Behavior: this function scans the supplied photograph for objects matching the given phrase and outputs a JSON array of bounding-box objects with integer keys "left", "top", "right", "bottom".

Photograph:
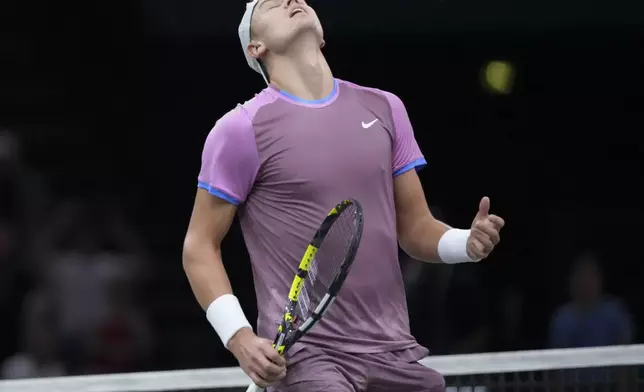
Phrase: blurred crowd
[
  {"left": 0, "top": 128, "right": 637, "bottom": 380},
  {"left": 0, "top": 129, "right": 152, "bottom": 378},
  {"left": 403, "top": 249, "right": 634, "bottom": 356}
]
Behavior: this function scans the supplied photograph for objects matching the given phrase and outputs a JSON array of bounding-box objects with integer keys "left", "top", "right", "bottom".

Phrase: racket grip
[{"left": 246, "top": 383, "right": 265, "bottom": 392}]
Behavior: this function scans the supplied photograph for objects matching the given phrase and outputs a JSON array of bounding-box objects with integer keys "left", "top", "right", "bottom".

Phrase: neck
[{"left": 266, "top": 35, "right": 334, "bottom": 101}]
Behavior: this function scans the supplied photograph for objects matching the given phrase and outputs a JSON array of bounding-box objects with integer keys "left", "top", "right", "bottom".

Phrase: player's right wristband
[{"left": 206, "top": 294, "right": 252, "bottom": 349}]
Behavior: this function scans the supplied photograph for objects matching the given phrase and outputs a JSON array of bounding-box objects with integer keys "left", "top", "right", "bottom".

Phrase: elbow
[
  {"left": 397, "top": 215, "right": 447, "bottom": 262},
  {"left": 398, "top": 224, "right": 424, "bottom": 261},
  {"left": 396, "top": 215, "right": 428, "bottom": 257},
  {"left": 398, "top": 235, "right": 421, "bottom": 261},
  {"left": 182, "top": 233, "right": 221, "bottom": 271},
  {"left": 182, "top": 234, "right": 201, "bottom": 270},
  {"left": 397, "top": 232, "right": 413, "bottom": 257},
  {"left": 182, "top": 238, "right": 194, "bottom": 271}
]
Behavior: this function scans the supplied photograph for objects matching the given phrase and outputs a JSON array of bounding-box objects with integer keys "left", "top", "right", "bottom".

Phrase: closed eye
[{"left": 260, "top": 0, "right": 282, "bottom": 10}]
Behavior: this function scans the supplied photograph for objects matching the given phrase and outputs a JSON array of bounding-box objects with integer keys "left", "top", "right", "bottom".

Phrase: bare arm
[
  {"left": 183, "top": 189, "right": 286, "bottom": 386},
  {"left": 188, "top": 112, "right": 286, "bottom": 386},
  {"left": 394, "top": 170, "right": 449, "bottom": 263},
  {"left": 386, "top": 91, "right": 500, "bottom": 263},
  {"left": 182, "top": 189, "right": 237, "bottom": 310}
]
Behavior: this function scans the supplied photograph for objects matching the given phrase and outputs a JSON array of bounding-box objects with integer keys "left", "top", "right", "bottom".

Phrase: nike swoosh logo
[{"left": 362, "top": 119, "right": 378, "bottom": 129}]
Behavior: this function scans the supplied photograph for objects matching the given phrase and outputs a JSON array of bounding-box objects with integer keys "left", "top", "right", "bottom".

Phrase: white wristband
[
  {"left": 437, "top": 229, "right": 476, "bottom": 264},
  {"left": 206, "top": 294, "right": 252, "bottom": 349}
]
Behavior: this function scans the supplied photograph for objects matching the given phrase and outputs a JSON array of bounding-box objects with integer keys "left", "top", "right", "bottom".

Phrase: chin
[{"left": 292, "top": 21, "right": 323, "bottom": 42}]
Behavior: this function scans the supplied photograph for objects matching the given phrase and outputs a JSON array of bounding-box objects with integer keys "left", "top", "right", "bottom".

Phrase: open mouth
[{"left": 290, "top": 8, "right": 305, "bottom": 17}]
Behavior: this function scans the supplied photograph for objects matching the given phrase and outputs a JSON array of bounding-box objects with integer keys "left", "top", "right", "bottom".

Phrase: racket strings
[{"left": 294, "top": 204, "right": 359, "bottom": 322}]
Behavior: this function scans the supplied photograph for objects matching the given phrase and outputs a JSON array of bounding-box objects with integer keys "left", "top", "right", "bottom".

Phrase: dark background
[{"left": 1, "top": 0, "right": 643, "bottom": 380}]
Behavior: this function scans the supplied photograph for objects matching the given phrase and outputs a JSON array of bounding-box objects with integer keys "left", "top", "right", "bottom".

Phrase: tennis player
[{"left": 182, "top": 1, "right": 505, "bottom": 391}]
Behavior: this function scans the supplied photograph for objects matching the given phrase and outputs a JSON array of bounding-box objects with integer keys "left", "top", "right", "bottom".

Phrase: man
[
  {"left": 548, "top": 252, "right": 632, "bottom": 389},
  {"left": 182, "top": 1, "right": 505, "bottom": 391},
  {"left": 549, "top": 252, "right": 632, "bottom": 349}
]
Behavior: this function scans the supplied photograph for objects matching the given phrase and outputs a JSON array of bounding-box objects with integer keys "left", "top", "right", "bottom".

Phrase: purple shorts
[{"left": 270, "top": 345, "right": 445, "bottom": 392}]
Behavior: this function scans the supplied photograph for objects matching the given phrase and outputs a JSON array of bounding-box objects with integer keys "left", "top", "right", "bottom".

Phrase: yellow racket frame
[{"left": 272, "top": 200, "right": 357, "bottom": 355}]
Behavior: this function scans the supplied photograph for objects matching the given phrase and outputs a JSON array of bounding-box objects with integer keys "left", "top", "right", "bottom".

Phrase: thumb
[{"left": 476, "top": 196, "right": 490, "bottom": 219}]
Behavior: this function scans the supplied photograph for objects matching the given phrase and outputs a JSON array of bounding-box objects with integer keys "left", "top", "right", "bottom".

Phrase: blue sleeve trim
[
  {"left": 197, "top": 181, "right": 242, "bottom": 206},
  {"left": 393, "top": 158, "right": 427, "bottom": 177}
]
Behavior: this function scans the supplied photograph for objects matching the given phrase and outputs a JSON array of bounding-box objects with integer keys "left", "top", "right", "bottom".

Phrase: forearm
[
  {"left": 183, "top": 238, "right": 251, "bottom": 347},
  {"left": 182, "top": 240, "right": 232, "bottom": 309},
  {"left": 398, "top": 214, "right": 450, "bottom": 263}
]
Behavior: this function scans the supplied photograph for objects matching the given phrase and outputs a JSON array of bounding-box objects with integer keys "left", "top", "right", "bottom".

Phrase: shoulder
[
  {"left": 600, "top": 296, "right": 631, "bottom": 317},
  {"left": 206, "top": 89, "right": 278, "bottom": 145},
  {"left": 212, "top": 89, "right": 275, "bottom": 133},
  {"left": 205, "top": 106, "right": 250, "bottom": 144},
  {"left": 337, "top": 79, "right": 404, "bottom": 109},
  {"left": 238, "top": 88, "right": 281, "bottom": 122}
]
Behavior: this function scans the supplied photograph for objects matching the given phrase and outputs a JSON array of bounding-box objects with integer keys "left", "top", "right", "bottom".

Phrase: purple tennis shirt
[{"left": 198, "top": 79, "right": 427, "bottom": 355}]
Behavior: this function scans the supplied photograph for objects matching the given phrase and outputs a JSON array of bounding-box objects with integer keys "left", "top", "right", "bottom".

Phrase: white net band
[{"left": 1, "top": 345, "right": 643, "bottom": 392}]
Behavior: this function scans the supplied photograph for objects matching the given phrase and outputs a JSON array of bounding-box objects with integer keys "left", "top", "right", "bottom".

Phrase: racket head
[{"left": 272, "top": 199, "right": 364, "bottom": 354}]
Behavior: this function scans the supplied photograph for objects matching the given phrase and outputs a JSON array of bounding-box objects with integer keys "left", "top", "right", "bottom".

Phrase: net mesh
[
  {"left": 444, "top": 366, "right": 644, "bottom": 392},
  {"left": 292, "top": 203, "right": 360, "bottom": 324},
  {"left": 91, "top": 367, "right": 644, "bottom": 392},
  {"left": 1, "top": 346, "right": 643, "bottom": 392}
]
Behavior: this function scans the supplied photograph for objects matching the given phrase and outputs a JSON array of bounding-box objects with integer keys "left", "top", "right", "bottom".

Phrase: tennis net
[{"left": 1, "top": 345, "right": 643, "bottom": 392}]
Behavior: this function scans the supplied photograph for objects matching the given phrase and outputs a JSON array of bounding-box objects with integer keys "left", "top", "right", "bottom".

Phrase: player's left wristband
[
  {"left": 206, "top": 294, "right": 252, "bottom": 349},
  {"left": 437, "top": 229, "right": 477, "bottom": 264}
]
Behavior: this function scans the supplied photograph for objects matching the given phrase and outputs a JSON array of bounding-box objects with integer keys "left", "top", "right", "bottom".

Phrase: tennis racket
[{"left": 246, "top": 199, "right": 364, "bottom": 392}]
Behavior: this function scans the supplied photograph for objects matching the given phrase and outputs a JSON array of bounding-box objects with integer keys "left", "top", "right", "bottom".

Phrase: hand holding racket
[
  {"left": 228, "top": 328, "right": 287, "bottom": 388},
  {"left": 245, "top": 199, "right": 364, "bottom": 392}
]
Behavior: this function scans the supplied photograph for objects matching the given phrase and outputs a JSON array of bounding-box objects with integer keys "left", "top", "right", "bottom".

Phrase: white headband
[{"left": 238, "top": 0, "right": 270, "bottom": 85}]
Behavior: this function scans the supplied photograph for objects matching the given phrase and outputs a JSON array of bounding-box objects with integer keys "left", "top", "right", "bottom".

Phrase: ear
[{"left": 247, "top": 40, "right": 267, "bottom": 60}]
